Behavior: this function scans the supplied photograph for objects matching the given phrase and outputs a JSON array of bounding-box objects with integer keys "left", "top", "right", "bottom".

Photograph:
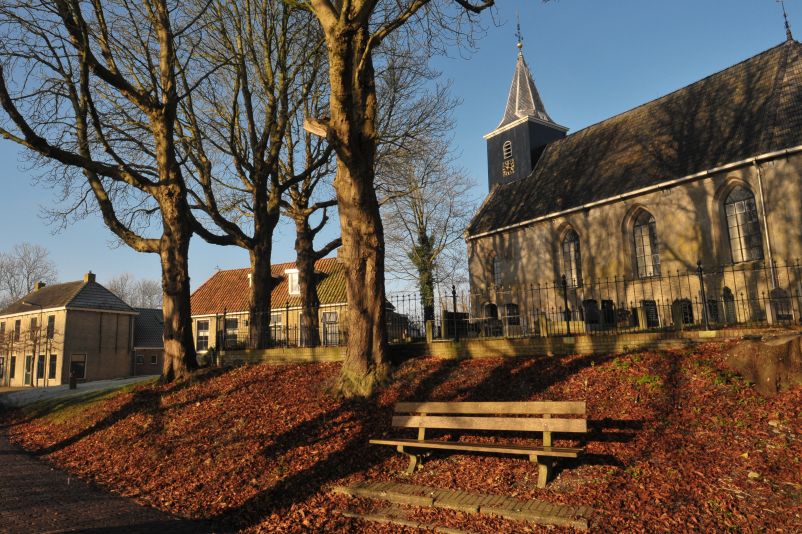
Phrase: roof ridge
[{"left": 555, "top": 40, "right": 794, "bottom": 142}]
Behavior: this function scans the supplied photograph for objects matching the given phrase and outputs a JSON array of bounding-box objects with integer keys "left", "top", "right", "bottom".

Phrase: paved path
[
  {"left": 0, "top": 376, "right": 159, "bottom": 408},
  {"left": 0, "top": 433, "right": 213, "bottom": 533}
]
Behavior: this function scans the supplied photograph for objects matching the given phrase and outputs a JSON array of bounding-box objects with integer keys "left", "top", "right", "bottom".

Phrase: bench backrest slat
[
  {"left": 392, "top": 415, "right": 587, "bottom": 434},
  {"left": 394, "top": 401, "right": 585, "bottom": 416}
]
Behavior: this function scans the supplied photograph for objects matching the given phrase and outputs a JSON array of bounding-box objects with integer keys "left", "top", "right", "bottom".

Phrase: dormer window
[
  {"left": 285, "top": 269, "right": 300, "bottom": 296},
  {"left": 502, "top": 140, "right": 512, "bottom": 160}
]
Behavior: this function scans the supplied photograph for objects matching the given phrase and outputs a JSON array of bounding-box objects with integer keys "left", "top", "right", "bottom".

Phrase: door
[{"left": 23, "top": 355, "right": 33, "bottom": 386}]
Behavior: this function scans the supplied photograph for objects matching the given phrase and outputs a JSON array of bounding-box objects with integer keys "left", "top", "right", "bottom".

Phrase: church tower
[{"left": 484, "top": 41, "right": 567, "bottom": 191}]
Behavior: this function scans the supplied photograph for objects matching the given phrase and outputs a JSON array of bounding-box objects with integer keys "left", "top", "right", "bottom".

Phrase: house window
[
  {"left": 492, "top": 257, "right": 503, "bottom": 288},
  {"left": 725, "top": 186, "right": 763, "bottom": 263},
  {"left": 135, "top": 353, "right": 144, "bottom": 365},
  {"left": 286, "top": 270, "right": 300, "bottom": 296},
  {"left": 36, "top": 355, "right": 45, "bottom": 380},
  {"left": 48, "top": 354, "right": 57, "bottom": 380},
  {"left": 29, "top": 317, "right": 37, "bottom": 333},
  {"left": 46, "top": 316, "right": 55, "bottom": 339},
  {"left": 224, "top": 318, "right": 238, "bottom": 348},
  {"left": 270, "top": 312, "right": 283, "bottom": 341},
  {"left": 633, "top": 211, "right": 661, "bottom": 278},
  {"left": 561, "top": 229, "right": 583, "bottom": 287},
  {"left": 150, "top": 353, "right": 158, "bottom": 365},
  {"left": 24, "top": 355, "right": 32, "bottom": 385},
  {"left": 322, "top": 312, "right": 339, "bottom": 346},
  {"left": 70, "top": 354, "right": 87, "bottom": 380},
  {"left": 0, "top": 357, "right": 4, "bottom": 381},
  {"left": 0, "top": 322, "right": 5, "bottom": 339},
  {"left": 9, "top": 355, "right": 16, "bottom": 379},
  {"left": 503, "top": 140, "right": 512, "bottom": 160},
  {"left": 14, "top": 320, "right": 21, "bottom": 341},
  {"left": 196, "top": 320, "right": 209, "bottom": 351}
]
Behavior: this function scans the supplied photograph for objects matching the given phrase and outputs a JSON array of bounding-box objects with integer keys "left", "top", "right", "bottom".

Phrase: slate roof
[
  {"left": 190, "top": 257, "right": 346, "bottom": 316},
  {"left": 469, "top": 39, "right": 802, "bottom": 236},
  {"left": 495, "top": 51, "right": 555, "bottom": 129},
  {"left": 0, "top": 279, "right": 135, "bottom": 316},
  {"left": 133, "top": 308, "right": 164, "bottom": 348}
]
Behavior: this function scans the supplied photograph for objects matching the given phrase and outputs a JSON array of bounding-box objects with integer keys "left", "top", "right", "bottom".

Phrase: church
[{"left": 466, "top": 34, "right": 802, "bottom": 334}]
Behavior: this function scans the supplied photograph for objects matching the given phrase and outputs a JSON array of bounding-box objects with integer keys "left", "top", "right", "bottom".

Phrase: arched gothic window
[
  {"left": 633, "top": 211, "right": 660, "bottom": 278},
  {"left": 724, "top": 186, "right": 763, "bottom": 263},
  {"left": 561, "top": 230, "right": 582, "bottom": 287},
  {"left": 492, "top": 256, "right": 503, "bottom": 287},
  {"left": 502, "top": 140, "right": 512, "bottom": 160}
]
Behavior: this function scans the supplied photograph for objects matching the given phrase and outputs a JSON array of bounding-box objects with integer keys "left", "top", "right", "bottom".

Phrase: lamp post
[{"left": 21, "top": 300, "right": 43, "bottom": 388}]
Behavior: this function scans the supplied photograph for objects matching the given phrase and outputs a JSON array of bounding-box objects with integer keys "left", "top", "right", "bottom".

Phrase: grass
[{"left": 20, "top": 377, "right": 159, "bottom": 424}]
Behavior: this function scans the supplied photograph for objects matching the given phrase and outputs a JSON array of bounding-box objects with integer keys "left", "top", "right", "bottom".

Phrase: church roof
[
  {"left": 468, "top": 39, "right": 802, "bottom": 237},
  {"left": 494, "top": 51, "right": 555, "bottom": 130}
]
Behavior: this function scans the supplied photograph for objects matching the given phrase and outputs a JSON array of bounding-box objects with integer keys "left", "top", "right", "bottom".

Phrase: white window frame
[
  {"left": 502, "top": 140, "right": 512, "bottom": 160},
  {"left": 285, "top": 269, "right": 300, "bottom": 296}
]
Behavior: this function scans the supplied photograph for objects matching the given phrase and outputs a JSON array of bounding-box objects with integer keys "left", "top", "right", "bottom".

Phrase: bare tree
[
  {"left": 180, "top": 0, "right": 334, "bottom": 349},
  {"left": 0, "top": 243, "right": 58, "bottom": 308},
  {"left": 0, "top": 0, "right": 215, "bottom": 380},
  {"left": 383, "top": 136, "right": 475, "bottom": 321},
  {"left": 106, "top": 273, "right": 162, "bottom": 308},
  {"left": 305, "top": 0, "right": 495, "bottom": 396}
]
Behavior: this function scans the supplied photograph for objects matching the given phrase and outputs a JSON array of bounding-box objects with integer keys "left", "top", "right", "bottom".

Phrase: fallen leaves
[{"left": 4, "top": 342, "right": 802, "bottom": 532}]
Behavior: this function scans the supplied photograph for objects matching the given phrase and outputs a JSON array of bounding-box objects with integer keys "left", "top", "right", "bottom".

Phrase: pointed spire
[
  {"left": 779, "top": 0, "right": 794, "bottom": 41},
  {"left": 496, "top": 49, "right": 554, "bottom": 129}
]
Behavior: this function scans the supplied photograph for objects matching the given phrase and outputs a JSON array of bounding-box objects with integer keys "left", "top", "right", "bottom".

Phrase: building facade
[
  {"left": 466, "top": 38, "right": 802, "bottom": 335},
  {"left": 0, "top": 273, "right": 137, "bottom": 387},
  {"left": 190, "top": 258, "right": 348, "bottom": 352}
]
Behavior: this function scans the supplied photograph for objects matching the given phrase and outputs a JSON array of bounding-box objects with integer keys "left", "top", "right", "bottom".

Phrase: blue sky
[{"left": 0, "top": 0, "right": 795, "bottom": 290}]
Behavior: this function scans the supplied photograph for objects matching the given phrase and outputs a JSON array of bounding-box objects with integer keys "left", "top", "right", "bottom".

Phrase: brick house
[
  {"left": 190, "top": 258, "right": 347, "bottom": 352},
  {"left": 0, "top": 272, "right": 137, "bottom": 387},
  {"left": 132, "top": 308, "right": 164, "bottom": 375}
]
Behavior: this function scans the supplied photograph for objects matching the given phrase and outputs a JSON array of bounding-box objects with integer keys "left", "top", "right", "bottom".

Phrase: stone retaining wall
[{"left": 218, "top": 327, "right": 788, "bottom": 366}]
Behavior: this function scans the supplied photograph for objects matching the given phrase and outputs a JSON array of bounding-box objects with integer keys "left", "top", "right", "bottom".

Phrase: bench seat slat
[
  {"left": 395, "top": 401, "right": 585, "bottom": 415},
  {"left": 392, "top": 415, "right": 587, "bottom": 434},
  {"left": 369, "top": 438, "right": 583, "bottom": 458}
]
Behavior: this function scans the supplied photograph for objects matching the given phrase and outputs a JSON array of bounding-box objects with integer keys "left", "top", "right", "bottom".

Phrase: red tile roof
[{"left": 190, "top": 257, "right": 346, "bottom": 316}]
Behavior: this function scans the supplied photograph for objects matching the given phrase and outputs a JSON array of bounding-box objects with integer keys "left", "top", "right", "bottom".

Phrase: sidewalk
[
  {"left": 0, "top": 376, "right": 158, "bottom": 408},
  {"left": 0, "top": 433, "right": 213, "bottom": 533}
]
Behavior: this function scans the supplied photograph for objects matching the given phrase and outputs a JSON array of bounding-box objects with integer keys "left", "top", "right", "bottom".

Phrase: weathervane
[
  {"left": 516, "top": 11, "right": 523, "bottom": 50},
  {"left": 778, "top": 0, "right": 794, "bottom": 41}
]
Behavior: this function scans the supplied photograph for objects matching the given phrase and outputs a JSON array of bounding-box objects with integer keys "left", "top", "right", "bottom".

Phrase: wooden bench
[{"left": 370, "top": 401, "right": 587, "bottom": 488}]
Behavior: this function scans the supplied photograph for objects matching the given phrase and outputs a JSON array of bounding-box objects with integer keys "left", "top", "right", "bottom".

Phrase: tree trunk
[
  {"left": 327, "top": 26, "right": 389, "bottom": 397},
  {"left": 249, "top": 241, "right": 274, "bottom": 349},
  {"left": 295, "top": 219, "right": 321, "bottom": 347},
  {"left": 159, "top": 193, "right": 198, "bottom": 382},
  {"left": 247, "top": 186, "right": 280, "bottom": 349}
]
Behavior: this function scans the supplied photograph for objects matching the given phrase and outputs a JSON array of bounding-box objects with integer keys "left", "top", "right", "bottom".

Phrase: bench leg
[
  {"left": 530, "top": 454, "right": 554, "bottom": 488},
  {"left": 397, "top": 446, "right": 422, "bottom": 474}
]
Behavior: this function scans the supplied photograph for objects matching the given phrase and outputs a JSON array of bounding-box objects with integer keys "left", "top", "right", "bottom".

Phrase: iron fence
[
  {"left": 198, "top": 259, "right": 800, "bottom": 353},
  {"left": 458, "top": 259, "right": 802, "bottom": 339}
]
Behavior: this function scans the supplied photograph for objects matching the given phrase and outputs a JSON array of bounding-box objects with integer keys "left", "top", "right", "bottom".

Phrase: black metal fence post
[
  {"left": 561, "top": 274, "right": 571, "bottom": 336},
  {"left": 452, "top": 285, "right": 459, "bottom": 342},
  {"left": 284, "top": 302, "right": 290, "bottom": 347},
  {"left": 697, "top": 260, "right": 710, "bottom": 330}
]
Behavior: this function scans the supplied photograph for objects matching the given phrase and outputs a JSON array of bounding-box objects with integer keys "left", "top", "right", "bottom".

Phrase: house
[
  {"left": 132, "top": 308, "right": 164, "bottom": 375},
  {"left": 467, "top": 37, "right": 802, "bottom": 333},
  {"left": 0, "top": 272, "right": 137, "bottom": 387},
  {"left": 190, "top": 258, "right": 347, "bottom": 351}
]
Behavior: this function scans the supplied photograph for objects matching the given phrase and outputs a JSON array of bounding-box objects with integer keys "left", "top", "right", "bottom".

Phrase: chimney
[
  {"left": 247, "top": 273, "right": 252, "bottom": 287},
  {"left": 84, "top": 271, "right": 96, "bottom": 283},
  {"left": 34, "top": 281, "right": 46, "bottom": 291}
]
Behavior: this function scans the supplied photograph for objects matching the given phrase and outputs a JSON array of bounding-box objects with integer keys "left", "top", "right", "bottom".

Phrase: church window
[
  {"left": 724, "top": 187, "right": 763, "bottom": 263},
  {"left": 502, "top": 140, "right": 512, "bottom": 160},
  {"left": 561, "top": 229, "right": 582, "bottom": 287},
  {"left": 633, "top": 211, "right": 660, "bottom": 278},
  {"left": 492, "top": 257, "right": 503, "bottom": 287}
]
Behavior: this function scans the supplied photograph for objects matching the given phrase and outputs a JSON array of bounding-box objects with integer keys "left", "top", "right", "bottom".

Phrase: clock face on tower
[{"left": 502, "top": 158, "right": 515, "bottom": 177}]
